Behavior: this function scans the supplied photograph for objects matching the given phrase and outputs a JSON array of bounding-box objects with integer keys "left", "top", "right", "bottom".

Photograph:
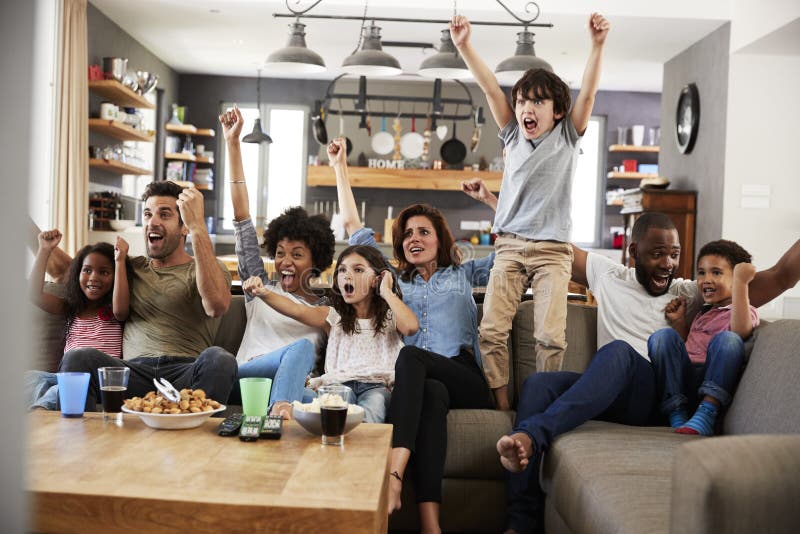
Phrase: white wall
[
  {"left": 730, "top": 0, "right": 800, "bottom": 52},
  {"left": 722, "top": 52, "right": 800, "bottom": 319}
]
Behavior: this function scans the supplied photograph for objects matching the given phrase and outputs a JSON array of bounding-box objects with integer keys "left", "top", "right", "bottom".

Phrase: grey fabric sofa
[{"left": 212, "top": 296, "right": 800, "bottom": 533}]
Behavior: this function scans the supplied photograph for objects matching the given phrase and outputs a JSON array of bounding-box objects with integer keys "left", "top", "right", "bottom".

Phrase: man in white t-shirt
[{"left": 497, "top": 213, "right": 800, "bottom": 534}]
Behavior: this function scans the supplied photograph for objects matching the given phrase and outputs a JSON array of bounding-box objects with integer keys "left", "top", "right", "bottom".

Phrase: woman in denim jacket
[{"left": 329, "top": 138, "right": 496, "bottom": 532}]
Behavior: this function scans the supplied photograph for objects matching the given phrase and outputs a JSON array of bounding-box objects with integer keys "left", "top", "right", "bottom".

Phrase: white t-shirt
[
  {"left": 235, "top": 285, "right": 324, "bottom": 364},
  {"left": 586, "top": 253, "right": 699, "bottom": 361},
  {"left": 308, "top": 307, "right": 404, "bottom": 388}
]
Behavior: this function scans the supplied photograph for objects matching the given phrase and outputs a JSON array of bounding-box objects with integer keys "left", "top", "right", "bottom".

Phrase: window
[
  {"left": 571, "top": 116, "right": 605, "bottom": 246},
  {"left": 218, "top": 104, "right": 308, "bottom": 232}
]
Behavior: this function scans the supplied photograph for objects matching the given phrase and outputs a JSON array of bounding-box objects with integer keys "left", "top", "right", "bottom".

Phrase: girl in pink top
[
  {"left": 26, "top": 230, "right": 130, "bottom": 410},
  {"left": 647, "top": 239, "right": 759, "bottom": 435}
]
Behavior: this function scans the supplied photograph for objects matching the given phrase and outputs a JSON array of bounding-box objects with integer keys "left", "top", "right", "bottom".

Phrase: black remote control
[
  {"left": 217, "top": 412, "right": 244, "bottom": 436},
  {"left": 239, "top": 415, "right": 263, "bottom": 442},
  {"left": 259, "top": 415, "right": 283, "bottom": 440}
]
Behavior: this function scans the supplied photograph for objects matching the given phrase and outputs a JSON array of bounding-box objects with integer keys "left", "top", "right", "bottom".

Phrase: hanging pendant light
[
  {"left": 342, "top": 24, "right": 401, "bottom": 77},
  {"left": 264, "top": 21, "right": 326, "bottom": 75},
  {"left": 495, "top": 28, "right": 552, "bottom": 84},
  {"left": 418, "top": 29, "right": 470, "bottom": 79},
  {"left": 242, "top": 70, "right": 272, "bottom": 144}
]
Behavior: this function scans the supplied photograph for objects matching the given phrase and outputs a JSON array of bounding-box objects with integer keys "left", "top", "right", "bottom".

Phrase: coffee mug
[{"left": 100, "top": 102, "right": 117, "bottom": 121}]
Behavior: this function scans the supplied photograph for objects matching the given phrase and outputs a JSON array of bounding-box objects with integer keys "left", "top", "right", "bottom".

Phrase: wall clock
[{"left": 676, "top": 83, "right": 699, "bottom": 154}]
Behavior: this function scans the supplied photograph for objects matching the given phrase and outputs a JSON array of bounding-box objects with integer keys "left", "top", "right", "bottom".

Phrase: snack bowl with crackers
[
  {"left": 122, "top": 388, "right": 226, "bottom": 430},
  {"left": 292, "top": 398, "right": 365, "bottom": 436}
]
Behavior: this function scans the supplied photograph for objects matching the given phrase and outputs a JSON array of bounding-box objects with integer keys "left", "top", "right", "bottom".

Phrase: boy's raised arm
[
  {"left": 731, "top": 263, "right": 757, "bottom": 339},
  {"left": 451, "top": 16, "right": 514, "bottom": 129},
  {"left": 330, "top": 138, "right": 364, "bottom": 237},
  {"left": 571, "top": 13, "right": 610, "bottom": 136}
]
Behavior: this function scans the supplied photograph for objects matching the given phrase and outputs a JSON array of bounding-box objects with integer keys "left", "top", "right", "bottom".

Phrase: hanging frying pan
[
  {"left": 400, "top": 114, "right": 425, "bottom": 159},
  {"left": 371, "top": 114, "right": 394, "bottom": 155},
  {"left": 337, "top": 103, "right": 353, "bottom": 156},
  {"left": 312, "top": 104, "right": 327, "bottom": 145},
  {"left": 440, "top": 120, "right": 467, "bottom": 166}
]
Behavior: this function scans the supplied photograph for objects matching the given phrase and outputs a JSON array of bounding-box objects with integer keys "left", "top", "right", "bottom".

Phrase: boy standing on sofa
[
  {"left": 648, "top": 239, "right": 759, "bottom": 435},
  {"left": 454, "top": 13, "right": 610, "bottom": 409}
]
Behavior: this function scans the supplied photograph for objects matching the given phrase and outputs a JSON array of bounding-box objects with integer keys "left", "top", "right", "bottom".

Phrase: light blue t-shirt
[
  {"left": 492, "top": 117, "right": 581, "bottom": 242},
  {"left": 349, "top": 227, "right": 495, "bottom": 366}
]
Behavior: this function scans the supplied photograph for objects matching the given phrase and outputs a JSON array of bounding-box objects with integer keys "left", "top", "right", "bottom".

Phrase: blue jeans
[
  {"left": 228, "top": 339, "right": 315, "bottom": 408},
  {"left": 25, "top": 370, "right": 59, "bottom": 410},
  {"left": 342, "top": 380, "right": 391, "bottom": 423},
  {"left": 507, "top": 340, "right": 658, "bottom": 533},
  {"left": 648, "top": 328, "right": 745, "bottom": 412}
]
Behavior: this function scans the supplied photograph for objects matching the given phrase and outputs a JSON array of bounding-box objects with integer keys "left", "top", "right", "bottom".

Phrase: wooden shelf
[
  {"left": 165, "top": 123, "right": 216, "bottom": 137},
  {"left": 164, "top": 152, "right": 214, "bottom": 164},
  {"left": 609, "top": 144, "right": 659, "bottom": 153},
  {"left": 607, "top": 171, "right": 659, "bottom": 180},
  {"left": 89, "top": 119, "right": 154, "bottom": 142},
  {"left": 89, "top": 158, "right": 152, "bottom": 176},
  {"left": 88, "top": 80, "right": 155, "bottom": 109},
  {"left": 306, "top": 166, "right": 502, "bottom": 192}
]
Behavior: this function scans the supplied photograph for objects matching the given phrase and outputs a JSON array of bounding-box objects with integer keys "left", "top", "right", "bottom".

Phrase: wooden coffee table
[{"left": 27, "top": 411, "right": 391, "bottom": 533}]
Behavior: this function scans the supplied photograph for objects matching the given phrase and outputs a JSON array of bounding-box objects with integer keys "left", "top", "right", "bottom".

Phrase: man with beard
[
  {"left": 59, "top": 181, "right": 237, "bottom": 409},
  {"left": 496, "top": 212, "right": 800, "bottom": 534}
]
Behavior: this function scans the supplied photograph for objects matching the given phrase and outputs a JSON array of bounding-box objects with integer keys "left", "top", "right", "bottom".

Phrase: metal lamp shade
[
  {"left": 342, "top": 25, "right": 402, "bottom": 77},
  {"left": 242, "top": 118, "right": 272, "bottom": 144},
  {"left": 495, "top": 30, "right": 553, "bottom": 84},
  {"left": 264, "top": 22, "right": 326, "bottom": 75},
  {"left": 418, "top": 29, "right": 470, "bottom": 79}
]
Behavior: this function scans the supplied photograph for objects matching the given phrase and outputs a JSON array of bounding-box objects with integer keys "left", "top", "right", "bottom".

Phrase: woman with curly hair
[
  {"left": 220, "top": 106, "right": 335, "bottom": 418},
  {"left": 243, "top": 244, "right": 418, "bottom": 422}
]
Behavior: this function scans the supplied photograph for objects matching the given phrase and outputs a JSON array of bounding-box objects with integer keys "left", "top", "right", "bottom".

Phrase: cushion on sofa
[
  {"left": 213, "top": 294, "right": 246, "bottom": 356},
  {"left": 724, "top": 319, "right": 800, "bottom": 435},
  {"left": 443, "top": 409, "right": 515, "bottom": 479},
  {"left": 542, "top": 420, "right": 698, "bottom": 534}
]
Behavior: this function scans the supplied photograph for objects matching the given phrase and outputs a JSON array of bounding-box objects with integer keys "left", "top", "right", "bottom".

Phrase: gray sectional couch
[{"left": 214, "top": 296, "right": 800, "bottom": 534}]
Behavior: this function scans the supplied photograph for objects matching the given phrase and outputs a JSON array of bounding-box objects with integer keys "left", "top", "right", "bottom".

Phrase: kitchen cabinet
[
  {"left": 620, "top": 189, "right": 697, "bottom": 279},
  {"left": 164, "top": 123, "right": 215, "bottom": 190},
  {"left": 306, "top": 166, "right": 502, "bottom": 192}
]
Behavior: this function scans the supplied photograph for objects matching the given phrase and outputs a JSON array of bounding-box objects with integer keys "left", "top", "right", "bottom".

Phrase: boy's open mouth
[{"left": 523, "top": 117, "right": 537, "bottom": 134}]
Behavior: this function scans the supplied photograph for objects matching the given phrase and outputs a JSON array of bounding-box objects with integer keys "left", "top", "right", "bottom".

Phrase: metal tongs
[{"left": 153, "top": 377, "right": 181, "bottom": 403}]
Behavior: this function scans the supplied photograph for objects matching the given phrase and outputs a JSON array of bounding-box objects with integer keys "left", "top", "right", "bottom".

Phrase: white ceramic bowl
[
  {"left": 122, "top": 405, "right": 226, "bottom": 430},
  {"left": 109, "top": 219, "right": 136, "bottom": 231},
  {"left": 292, "top": 403, "right": 365, "bottom": 436}
]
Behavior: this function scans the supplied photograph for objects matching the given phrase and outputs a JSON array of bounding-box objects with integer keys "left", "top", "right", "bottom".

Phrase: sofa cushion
[
  {"left": 443, "top": 409, "right": 515, "bottom": 479},
  {"left": 542, "top": 420, "right": 698, "bottom": 534},
  {"left": 213, "top": 295, "right": 246, "bottom": 356},
  {"left": 724, "top": 319, "right": 800, "bottom": 435}
]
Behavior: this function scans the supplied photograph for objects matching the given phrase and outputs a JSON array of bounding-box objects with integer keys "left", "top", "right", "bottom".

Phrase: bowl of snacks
[
  {"left": 122, "top": 388, "right": 225, "bottom": 430},
  {"left": 292, "top": 398, "right": 365, "bottom": 436}
]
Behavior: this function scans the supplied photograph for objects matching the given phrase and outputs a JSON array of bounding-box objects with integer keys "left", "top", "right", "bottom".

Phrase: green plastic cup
[{"left": 240, "top": 377, "right": 271, "bottom": 417}]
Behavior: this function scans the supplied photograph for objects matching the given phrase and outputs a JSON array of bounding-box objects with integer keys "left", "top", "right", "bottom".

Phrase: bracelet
[
  {"left": 390, "top": 471, "right": 402, "bottom": 482},
  {"left": 230, "top": 180, "right": 246, "bottom": 184}
]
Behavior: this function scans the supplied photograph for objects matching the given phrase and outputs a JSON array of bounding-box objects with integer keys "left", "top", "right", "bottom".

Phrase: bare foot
[
  {"left": 270, "top": 401, "right": 294, "bottom": 420},
  {"left": 387, "top": 473, "right": 402, "bottom": 514},
  {"left": 497, "top": 433, "right": 533, "bottom": 473}
]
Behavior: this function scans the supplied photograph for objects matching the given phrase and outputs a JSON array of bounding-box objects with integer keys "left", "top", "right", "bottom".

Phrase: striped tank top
[{"left": 64, "top": 305, "right": 123, "bottom": 358}]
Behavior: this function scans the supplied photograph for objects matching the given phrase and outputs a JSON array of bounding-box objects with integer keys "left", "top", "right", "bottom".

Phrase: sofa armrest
[{"left": 670, "top": 435, "right": 800, "bottom": 534}]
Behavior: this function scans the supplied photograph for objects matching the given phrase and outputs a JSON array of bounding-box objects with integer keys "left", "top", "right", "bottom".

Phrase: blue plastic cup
[{"left": 56, "top": 372, "right": 90, "bottom": 418}]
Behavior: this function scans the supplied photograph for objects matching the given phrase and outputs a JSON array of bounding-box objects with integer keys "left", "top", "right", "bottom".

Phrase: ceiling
[{"left": 89, "top": 0, "right": 732, "bottom": 93}]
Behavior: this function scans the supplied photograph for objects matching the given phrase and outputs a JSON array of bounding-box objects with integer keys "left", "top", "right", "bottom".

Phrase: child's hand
[
  {"left": 114, "top": 236, "right": 129, "bottom": 262},
  {"left": 462, "top": 178, "right": 490, "bottom": 203},
  {"left": 733, "top": 262, "right": 757, "bottom": 285},
  {"left": 37, "top": 229, "right": 62, "bottom": 253},
  {"left": 449, "top": 15, "right": 472, "bottom": 49},
  {"left": 664, "top": 296, "right": 686, "bottom": 324},
  {"left": 378, "top": 270, "right": 394, "bottom": 300},
  {"left": 219, "top": 105, "right": 244, "bottom": 143},
  {"left": 327, "top": 138, "right": 347, "bottom": 167},
  {"left": 588, "top": 12, "right": 610, "bottom": 47}
]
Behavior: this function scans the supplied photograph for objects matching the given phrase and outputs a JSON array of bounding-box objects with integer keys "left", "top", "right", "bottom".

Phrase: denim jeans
[
  {"left": 228, "top": 339, "right": 315, "bottom": 408},
  {"left": 59, "top": 346, "right": 238, "bottom": 411},
  {"left": 507, "top": 340, "right": 658, "bottom": 533},
  {"left": 648, "top": 327, "right": 745, "bottom": 412},
  {"left": 341, "top": 380, "right": 391, "bottom": 423},
  {"left": 25, "top": 370, "right": 59, "bottom": 410}
]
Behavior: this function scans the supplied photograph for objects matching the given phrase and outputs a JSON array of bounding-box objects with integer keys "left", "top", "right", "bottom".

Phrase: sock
[
  {"left": 676, "top": 401, "right": 719, "bottom": 436},
  {"left": 668, "top": 408, "right": 688, "bottom": 429}
]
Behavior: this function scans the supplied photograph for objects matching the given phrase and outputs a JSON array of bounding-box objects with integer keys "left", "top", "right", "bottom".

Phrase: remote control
[
  {"left": 238, "top": 415, "right": 263, "bottom": 442},
  {"left": 259, "top": 415, "right": 283, "bottom": 440},
  {"left": 217, "top": 412, "right": 244, "bottom": 436}
]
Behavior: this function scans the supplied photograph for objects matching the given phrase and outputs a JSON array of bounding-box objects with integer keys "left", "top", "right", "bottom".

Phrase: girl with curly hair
[{"left": 243, "top": 245, "right": 418, "bottom": 422}]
